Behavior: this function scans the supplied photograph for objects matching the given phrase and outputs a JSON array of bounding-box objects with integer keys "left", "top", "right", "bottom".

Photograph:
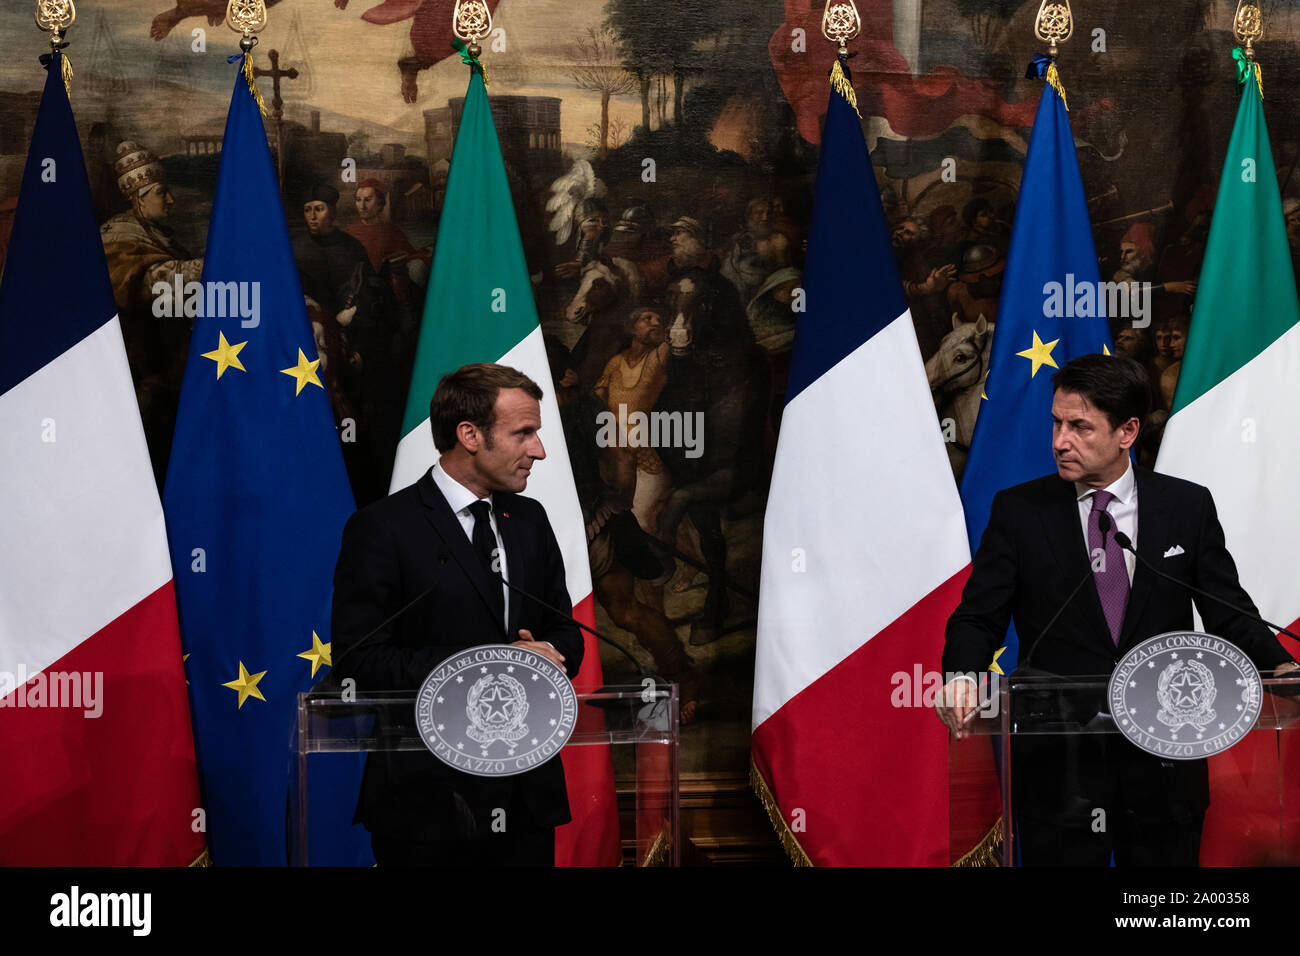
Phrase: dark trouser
[
  {"left": 371, "top": 828, "right": 555, "bottom": 867},
  {"left": 1011, "top": 730, "right": 1208, "bottom": 866}
]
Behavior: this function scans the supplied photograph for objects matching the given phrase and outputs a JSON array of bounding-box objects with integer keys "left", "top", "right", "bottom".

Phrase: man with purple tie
[{"left": 937, "top": 354, "right": 1297, "bottom": 865}]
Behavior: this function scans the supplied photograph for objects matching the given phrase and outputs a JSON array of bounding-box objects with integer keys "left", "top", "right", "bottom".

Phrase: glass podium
[
  {"left": 949, "top": 673, "right": 1300, "bottom": 866},
  {"left": 293, "top": 682, "right": 680, "bottom": 866}
]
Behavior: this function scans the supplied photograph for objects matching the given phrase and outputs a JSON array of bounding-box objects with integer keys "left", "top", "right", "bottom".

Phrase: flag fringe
[
  {"left": 640, "top": 828, "right": 670, "bottom": 867},
  {"left": 951, "top": 818, "right": 1003, "bottom": 867},
  {"left": 241, "top": 52, "right": 268, "bottom": 116},
  {"left": 1045, "top": 62, "right": 1069, "bottom": 112},
  {"left": 829, "top": 60, "right": 860, "bottom": 118},
  {"left": 749, "top": 755, "right": 813, "bottom": 867},
  {"left": 189, "top": 847, "right": 212, "bottom": 867},
  {"left": 60, "top": 54, "right": 73, "bottom": 96}
]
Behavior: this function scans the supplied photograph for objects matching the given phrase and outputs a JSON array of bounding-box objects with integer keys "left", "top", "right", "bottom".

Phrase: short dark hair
[
  {"left": 1051, "top": 353, "right": 1150, "bottom": 431},
  {"left": 429, "top": 363, "right": 543, "bottom": 453}
]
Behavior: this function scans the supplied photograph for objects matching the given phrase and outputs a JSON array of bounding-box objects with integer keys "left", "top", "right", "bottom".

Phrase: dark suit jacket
[
  {"left": 331, "top": 471, "right": 584, "bottom": 841},
  {"left": 944, "top": 466, "right": 1292, "bottom": 679},
  {"left": 943, "top": 466, "right": 1293, "bottom": 822}
]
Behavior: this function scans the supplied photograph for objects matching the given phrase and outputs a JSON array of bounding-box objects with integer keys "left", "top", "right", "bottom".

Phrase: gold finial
[
  {"left": 1234, "top": 1, "right": 1262, "bottom": 60},
  {"left": 821, "top": 1, "right": 861, "bottom": 58},
  {"left": 1034, "top": 1, "right": 1073, "bottom": 58},
  {"left": 35, "top": 0, "right": 75, "bottom": 49},
  {"left": 226, "top": 0, "right": 267, "bottom": 53},
  {"left": 452, "top": 0, "right": 493, "bottom": 59}
]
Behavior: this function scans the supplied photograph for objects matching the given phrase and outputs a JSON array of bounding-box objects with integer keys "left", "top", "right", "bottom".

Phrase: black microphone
[
  {"left": 318, "top": 551, "right": 451, "bottom": 687},
  {"left": 495, "top": 571, "right": 655, "bottom": 679},
  {"left": 1110, "top": 529, "right": 1300, "bottom": 646},
  {"left": 1020, "top": 511, "right": 1112, "bottom": 673}
]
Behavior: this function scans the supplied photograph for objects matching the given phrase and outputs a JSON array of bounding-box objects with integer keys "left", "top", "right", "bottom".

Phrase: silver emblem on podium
[
  {"left": 416, "top": 644, "right": 577, "bottom": 777},
  {"left": 1109, "top": 631, "right": 1263, "bottom": 760}
]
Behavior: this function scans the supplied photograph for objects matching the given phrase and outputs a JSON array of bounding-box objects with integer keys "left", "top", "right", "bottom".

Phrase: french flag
[
  {"left": 0, "top": 53, "right": 204, "bottom": 864},
  {"left": 750, "top": 62, "right": 971, "bottom": 866}
]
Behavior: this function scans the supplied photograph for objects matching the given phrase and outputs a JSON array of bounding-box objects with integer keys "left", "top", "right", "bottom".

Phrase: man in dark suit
[
  {"left": 331, "top": 363, "right": 583, "bottom": 866},
  {"left": 938, "top": 353, "right": 1297, "bottom": 865}
]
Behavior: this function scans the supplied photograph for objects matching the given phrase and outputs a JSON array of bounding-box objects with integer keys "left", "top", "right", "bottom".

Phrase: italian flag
[
  {"left": 388, "top": 55, "right": 618, "bottom": 866},
  {"left": 1155, "top": 54, "right": 1300, "bottom": 865}
]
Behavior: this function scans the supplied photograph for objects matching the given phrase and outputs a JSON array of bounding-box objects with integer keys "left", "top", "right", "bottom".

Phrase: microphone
[
  {"left": 318, "top": 551, "right": 451, "bottom": 687},
  {"left": 495, "top": 570, "right": 657, "bottom": 680},
  {"left": 1019, "top": 511, "right": 1112, "bottom": 673},
  {"left": 1110, "top": 530, "right": 1300, "bottom": 645}
]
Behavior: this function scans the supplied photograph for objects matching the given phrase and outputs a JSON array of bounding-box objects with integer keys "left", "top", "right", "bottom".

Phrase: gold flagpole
[{"left": 34, "top": 0, "right": 76, "bottom": 94}]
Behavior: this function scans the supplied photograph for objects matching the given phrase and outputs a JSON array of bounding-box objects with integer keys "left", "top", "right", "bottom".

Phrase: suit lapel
[
  {"left": 417, "top": 473, "right": 506, "bottom": 636},
  {"left": 1040, "top": 476, "right": 1112, "bottom": 651},
  {"left": 1118, "top": 467, "right": 1166, "bottom": 649},
  {"left": 497, "top": 496, "right": 524, "bottom": 640}
]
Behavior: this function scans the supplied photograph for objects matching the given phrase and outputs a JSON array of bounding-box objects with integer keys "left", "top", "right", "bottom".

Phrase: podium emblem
[
  {"left": 416, "top": 644, "right": 577, "bottom": 777},
  {"left": 1109, "top": 631, "right": 1262, "bottom": 760}
]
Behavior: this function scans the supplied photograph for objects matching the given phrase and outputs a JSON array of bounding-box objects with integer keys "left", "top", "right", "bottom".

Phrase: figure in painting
[{"left": 100, "top": 141, "right": 203, "bottom": 489}]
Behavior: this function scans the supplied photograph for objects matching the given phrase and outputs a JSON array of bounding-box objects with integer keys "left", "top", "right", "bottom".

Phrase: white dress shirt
[
  {"left": 1074, "top": 458, "right": 1137, "bottom": 585},
  {"left": 431, "top": 463, "right": 509, "bottom": 625}
]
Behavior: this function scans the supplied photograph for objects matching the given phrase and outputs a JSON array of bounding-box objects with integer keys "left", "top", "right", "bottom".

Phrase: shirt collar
[
  {"left": 1074, "top": 458, "right": 1135, "bottom": 507},
  {"left": 430, "top": 463, "right": 492, "bottom": 516}
]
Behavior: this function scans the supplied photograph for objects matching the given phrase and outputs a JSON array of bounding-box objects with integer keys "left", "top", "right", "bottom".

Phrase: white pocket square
[{"left": 1163, "top": 545, "right": 1185, "bottom": 558}]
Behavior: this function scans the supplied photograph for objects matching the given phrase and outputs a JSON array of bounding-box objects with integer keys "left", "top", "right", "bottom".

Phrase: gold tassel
[
  {"left": 1045, "top": 62, "right": 1069, "bottom": 112},
  {"left": 749, "top": 755, "right": 814, "bottom": 867},
  {"left": 1252, "top": 61, "right": 1264, "bottom": 100},
  {"left": 242, "top": 51, "right": 268, "bottom": 116},
  {"left": 641, "top": 828, "right": 670, "bottom": 867},
  {"left": 60, "top": 53, "right": 73, "bottom": 96},
  {"left": 952, "top": 818, "right": 1004, "bottom": 867},
  {"left": 829, "top": 59, "right": 860, "bottom": 118}
]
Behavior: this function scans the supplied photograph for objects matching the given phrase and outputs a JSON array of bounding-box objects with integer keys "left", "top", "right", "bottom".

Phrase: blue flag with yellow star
[
  {"left": 163, "top": 59, "right": 368, "bottom": 865},
  {"left": 959, "top": 56, "right": 1113, "bottom": 670}
]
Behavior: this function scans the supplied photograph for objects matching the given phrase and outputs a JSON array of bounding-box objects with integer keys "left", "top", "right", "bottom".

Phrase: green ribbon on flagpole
[
  {"left": 451, "top": 37, "right": 489, "bottom": 87},
  {"left": 1232, "top": 47, "right": 1263, "bottom": 99}
]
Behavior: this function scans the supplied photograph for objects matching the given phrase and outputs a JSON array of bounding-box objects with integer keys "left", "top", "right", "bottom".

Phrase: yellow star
[
  {"left": 1015, "top": 330, "right": 1060, "bottom": 378},
  {"left": 202, "top": 331, "right": 248, "bottom": 379},
  {"left": 297, "top": 631, "right": 331, "bottom": 678},
  {"left": 1102, "top": 343, "right": 1111, "bottom": 356},
  {"left": 222, "top": 661, "right": 267, "bottom": 709},
  {"left": 989, "top": 645, "right": 1008, "bottom": 676},
  {"left": 281, "top": 348, "right": 323, "bottom": 396}
]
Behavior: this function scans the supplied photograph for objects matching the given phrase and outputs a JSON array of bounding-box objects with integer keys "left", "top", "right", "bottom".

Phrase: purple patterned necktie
[{"left": 1088, "top": 489, "right": 1129, "bottom": 645}]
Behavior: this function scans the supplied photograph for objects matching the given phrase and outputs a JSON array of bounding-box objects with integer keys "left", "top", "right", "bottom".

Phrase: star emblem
[
  {"left": 531, "top": 673, "right": 540, "bottom": 681},
  {"left": 280, "top": 348, "right": 323, "bottom": 396},
  {"left": 222, "top": 661, "right": 267, "bottom": 709},
  {"left": 477, "top": 683, "right": 516, "bottom": 722},
  {"left": 1167, "top": 669, "right": 1202, "bottom": 707},
  {"left": 1015, "top": 330, "right": 1060, "bottom": 378},
  {"left": 296, "top": 631, "right": 331, "bottom": 677},
  {"left": 202, "top": 331, "right": 247, "bottom": 379}
]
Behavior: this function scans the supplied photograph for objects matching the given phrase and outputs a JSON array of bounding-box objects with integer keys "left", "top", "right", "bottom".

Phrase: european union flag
[
  {"left": 162, "top": 59, "right": 368, "bottom": 865},
  {"left": 959, "top": 56, "right": 1113, "bottom": 670}
]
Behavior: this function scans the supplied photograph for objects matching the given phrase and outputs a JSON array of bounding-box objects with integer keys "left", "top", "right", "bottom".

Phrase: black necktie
[{"left": 467, "top": 499, "right": 504, "bottom": 626}]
